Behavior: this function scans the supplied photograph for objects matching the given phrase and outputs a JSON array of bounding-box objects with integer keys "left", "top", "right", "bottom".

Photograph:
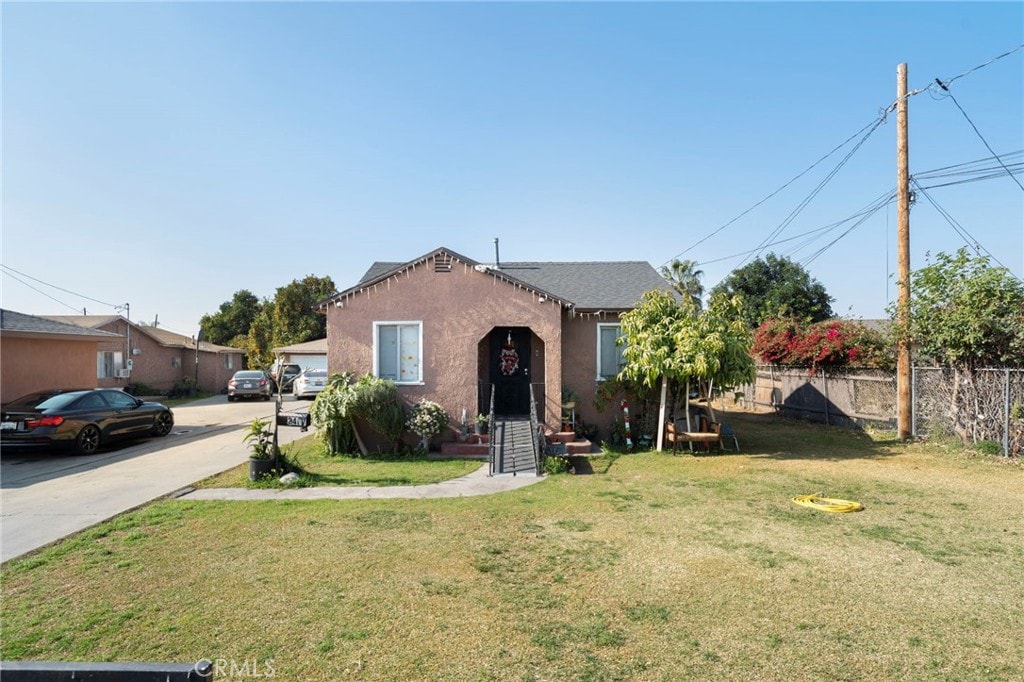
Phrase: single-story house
[
  {"left": 0, "top": 309, "right": 122, "bottom": 404},
  {"left": 44, "top": 316, "right": 244, "bottom": 395},
  {"left": 319, "top": 246, "right": 675, "bottom": 440},
  {"left": 272, "top": 338, "right": 327, "bottom": 371}
]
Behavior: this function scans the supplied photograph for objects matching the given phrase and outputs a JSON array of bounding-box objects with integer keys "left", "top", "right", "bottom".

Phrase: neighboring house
[
  {"left": 44, "top": 316, "right": 244, "bottom": 394},
  {"left": 272, "top": 338, "right": 327, "bottom": 371},
  {"left": 319, "top": 246, "right": 675, "bottom": 439},
  {"left": 0, "top": 309, "right": 122, "bottom": 404}
]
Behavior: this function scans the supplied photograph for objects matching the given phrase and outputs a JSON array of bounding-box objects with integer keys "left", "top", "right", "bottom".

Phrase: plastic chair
[{"left": 719, "top": 422, "right": 739, "bottom": 452}]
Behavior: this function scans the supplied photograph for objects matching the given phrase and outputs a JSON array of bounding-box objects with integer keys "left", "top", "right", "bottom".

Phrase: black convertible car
[{"left": 0, "top": 388, "right": 174, "bottom": 455}]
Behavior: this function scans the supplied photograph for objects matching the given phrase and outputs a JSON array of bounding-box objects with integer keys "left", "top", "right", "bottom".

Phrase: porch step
[{"left": 438, "top": 442, "right": 489, "bottom": 458}]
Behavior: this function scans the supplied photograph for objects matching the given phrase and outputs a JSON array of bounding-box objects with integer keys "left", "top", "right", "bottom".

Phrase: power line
[
  {"left": 910, "top": 179, "right": 1009, "bottom": 271},
  {"left": 942, "top": 43, "right": 1024, "bottom": 89},
  {"left": 741, "top": 117, "right": 887, "bottom": 267},
  {"left": 933, "top": 80, "right": 1024, "bottom": 193},
  {"left": 660, "top": 115, "right": 888, "bottom": 267},
  {"left": 0, "top": 269, "right": 85, "bottom": 314},
  {"left": 0, "top": 263, "right": 122, "bottom": 309},
  {"left": 668, "top": 46, "right": 1023, "bottom": 270}
]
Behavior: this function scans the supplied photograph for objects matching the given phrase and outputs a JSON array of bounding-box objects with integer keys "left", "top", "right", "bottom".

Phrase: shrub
[
  {"left": 407, "top": 400, "right": 450, "bottom": 441},
  {"left": 752, "top": 317, "right": 893, "bottom": 372}
]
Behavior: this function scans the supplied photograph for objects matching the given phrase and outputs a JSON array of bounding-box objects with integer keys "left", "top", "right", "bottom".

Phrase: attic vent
[{"left": 434, "top": 254, "right": 453, "bottom": 273}]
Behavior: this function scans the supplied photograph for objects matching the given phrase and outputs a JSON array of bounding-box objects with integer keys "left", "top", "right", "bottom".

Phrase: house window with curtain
[
  {"left": 225, "top": 354, "right": 234, "bottom": 369},
  {"left": 171, "top": 356, "right": 181, "bottom": 368},
  {"left": 97, "top": 351, "right": 124, "bottom": 379},
  {"left": 374, "top": 322, "right": 422, "bottom": 384},
  {"left": 597, "top": 323, "right": 626, "bottom": 380}
]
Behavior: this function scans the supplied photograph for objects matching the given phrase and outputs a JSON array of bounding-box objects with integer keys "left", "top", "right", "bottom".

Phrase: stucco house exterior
[
  {"left": 44, "top": 316, "right": 244, "bottom": 395},
  {"left": 0, "top": 309, "right": 122, "bottom": 403},
  {"left": 319, "top": 246, "right": 675, "bottom": 440}
]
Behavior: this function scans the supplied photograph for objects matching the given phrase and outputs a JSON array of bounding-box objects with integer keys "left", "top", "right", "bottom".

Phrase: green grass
[
  {"left": 196, "top": 435, "right": 481, "bottom": 488},
  {"left": 2, "top": 409, "right": 1022, "bottom": 681}
]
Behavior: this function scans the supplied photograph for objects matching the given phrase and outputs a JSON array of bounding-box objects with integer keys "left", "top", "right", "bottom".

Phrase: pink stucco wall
[
  {"left": 327, "top": 257, "right": 564, "bottom": 430},
  {"left": 1, "top": 337, "right": 98, "bottom": 403},
  {"left": 560, "top": 310, "right": 624, "bottom": 435}
]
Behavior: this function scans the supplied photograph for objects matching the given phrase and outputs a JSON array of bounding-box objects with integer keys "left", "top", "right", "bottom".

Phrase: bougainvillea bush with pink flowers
[{"left": 752, "top": 317, "right": 893, "bottom": 373}]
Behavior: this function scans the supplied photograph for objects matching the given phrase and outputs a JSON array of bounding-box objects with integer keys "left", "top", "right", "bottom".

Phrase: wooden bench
[{"left": 665, "top": 422, "right": 723, "bottom": 454}]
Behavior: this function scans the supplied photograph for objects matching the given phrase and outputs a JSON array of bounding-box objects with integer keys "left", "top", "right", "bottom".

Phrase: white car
[{"left": 292, "top": 369, "right": 328, "bottom": 400}]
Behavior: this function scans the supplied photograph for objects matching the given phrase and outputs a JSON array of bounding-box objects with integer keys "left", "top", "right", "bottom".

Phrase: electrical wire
[
  {"left": 910, "top": 179, "right": 1011, "bottom": 271},
  {"left": 741, "top": 117, "right": 888, "bottom": 267},
  {"left": 660, "top": 115, "right": 889, "bottom": 267},
  {"left": 0, "top": 268, "right": 85, "bottom": 314},
  {"left": 934, "top": 83, "right": 1024, "bottom": 193},
  {"left": 941, "top": 43, "right": 1024, "bottom": 88},
  {"left": 668, "top": 46, "right": 1023, "bottom": 269},
  {"left": 0, "top": 263, "right": 122, "bottom": 308}
]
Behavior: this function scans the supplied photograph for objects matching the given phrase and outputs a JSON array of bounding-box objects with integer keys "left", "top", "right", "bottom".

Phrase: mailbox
[{"left": 276, "top": 411, "right": 312, "bottom": 430}]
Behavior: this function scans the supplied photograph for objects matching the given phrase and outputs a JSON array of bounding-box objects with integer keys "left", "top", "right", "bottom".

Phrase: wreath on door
[{"left": 499, "top": 332, "right": 519, "bottom": 376}]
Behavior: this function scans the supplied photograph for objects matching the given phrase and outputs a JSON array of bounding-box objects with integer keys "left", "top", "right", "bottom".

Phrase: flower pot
[{"left": 249, "top": 457, "right": 275, "bottom": 481}]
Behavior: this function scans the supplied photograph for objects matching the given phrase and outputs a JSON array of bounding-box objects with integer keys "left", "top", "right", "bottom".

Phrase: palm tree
[{"left": 660, "top": 259, "right": 705, "bottom": 311}]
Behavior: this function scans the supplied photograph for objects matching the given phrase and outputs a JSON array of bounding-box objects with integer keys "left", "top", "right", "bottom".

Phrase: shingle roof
[
  {"left": 497, "top": 261, "right": 673, "bottom": 310},
  {"left": 1, "top": 310, "right": 121, "bottom": 338},
  {"left": 272, "top": 338, "right": 327, "bottom": 354},
  {"left": 38, "top": 314, "right": 121, "bottom": 329},
  {"left": 351, "top": 250, "right": 674, "bottom": 310},
  {"left": 44, "top": 315, "right": 240, "bottom": 353}
]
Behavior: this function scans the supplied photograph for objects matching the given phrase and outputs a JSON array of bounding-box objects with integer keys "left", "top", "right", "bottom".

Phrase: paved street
[{"left": 0, "top": 395, "right": 312, "bottom": 563}]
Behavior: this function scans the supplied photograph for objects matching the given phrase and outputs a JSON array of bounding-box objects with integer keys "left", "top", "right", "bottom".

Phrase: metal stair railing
[
  {"left": 528, "top": 383, "right": 542, "bottom": 475},
  {"left": 487, "top": 385, "right": 497, "bottom": 476}
]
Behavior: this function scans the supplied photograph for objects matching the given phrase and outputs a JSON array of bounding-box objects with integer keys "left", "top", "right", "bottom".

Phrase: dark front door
[{"left": 490, "top": 328, "right": 531, "bottom": 416}]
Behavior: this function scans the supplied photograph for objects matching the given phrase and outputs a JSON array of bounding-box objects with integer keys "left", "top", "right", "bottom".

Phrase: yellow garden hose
[{"left": 791, "top": 493, "right": 864, "bottom": 513}]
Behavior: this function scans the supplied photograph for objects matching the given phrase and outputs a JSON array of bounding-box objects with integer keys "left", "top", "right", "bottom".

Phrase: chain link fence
[
  {"left": 735, "top": 365, "right": 1021, "bottom": 457},
  {"left": 913, "top": 367, "right": 1023, "bottom": 457}
]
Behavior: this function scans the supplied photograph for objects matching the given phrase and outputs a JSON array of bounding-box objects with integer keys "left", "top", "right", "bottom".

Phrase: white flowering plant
[{"left": 406, "top": 399, "right": 450, "bottom": 440}]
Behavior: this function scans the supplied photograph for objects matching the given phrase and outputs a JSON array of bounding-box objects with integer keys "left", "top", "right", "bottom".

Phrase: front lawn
[
  {"left": 2, "top": 410, "right": 1021, "bottom": 681},
  {"left": 196, "top": 435, "right": 482, "bottom": 488}
]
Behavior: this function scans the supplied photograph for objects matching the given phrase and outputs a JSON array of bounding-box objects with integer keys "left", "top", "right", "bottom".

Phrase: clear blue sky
[{"left": 3, "top": 1, "right": 1022, "bottom": 337}]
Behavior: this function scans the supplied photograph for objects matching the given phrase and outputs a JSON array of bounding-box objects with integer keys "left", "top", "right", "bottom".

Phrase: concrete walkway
[{"left": 180, "top": 464, "right": 544, "bottom": 501}]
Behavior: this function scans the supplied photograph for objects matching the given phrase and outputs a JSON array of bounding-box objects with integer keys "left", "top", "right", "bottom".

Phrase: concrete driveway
[{"left": 0, "top": 394, "right": 312, "bottom": 563}]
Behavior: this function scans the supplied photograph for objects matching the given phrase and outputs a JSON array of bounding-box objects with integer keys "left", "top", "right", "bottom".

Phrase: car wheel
[
  {"left": 227, "top": 395, "right": 235, "bottom": 402},
  {"left": 263, "top": 394, "right": 271, "bottom": 401},
  {"left": 75, "top": 424, "right": 101, "bottom": 456},
  {"left": 152, "top": 411, "right": 174, "bottom": 437}
]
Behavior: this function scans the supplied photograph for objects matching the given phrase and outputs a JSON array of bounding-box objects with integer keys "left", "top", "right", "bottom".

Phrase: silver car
[
  {"left": 292, "top": 369, "right": 328, "bottom": 400},
  {"left": 227, "top": 370, "right": 272, "bottom": 401}
]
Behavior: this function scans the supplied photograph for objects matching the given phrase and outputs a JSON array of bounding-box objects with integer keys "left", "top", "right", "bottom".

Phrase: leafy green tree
[
  {"left": 619, "top": 290, "right": 754, "bottom": 450},
  {"left": 199, "top": 289, "right": 260, "bottom": 347},
  {"left": 660, "top": 259, "right": 705, "bottom": 311},
  {"left": 711, "top": 253, "right": 834, "bottom": 328},
  {"left": 271, "top": 275, "right": 336, "bottom": 348},
  {"left": 246, "top": 302, "right": 275, "bottom": 369},
  {"left": 890, "top": 248, "right": 1024, "bottom": 369}
]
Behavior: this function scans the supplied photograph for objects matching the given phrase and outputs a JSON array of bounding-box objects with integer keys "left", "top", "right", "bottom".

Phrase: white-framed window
[
  {"left": 225, "top": 354, "right": 234, "bottom": 369},
  {"left": 97, "top": 351, "right": 124, "bottom": 379},
  {"left": 171, "top": 356, "right": 181, "bottom": 368},
  {"left": 374, "top": 321, "right": 422, "bottom": 384},
  {"left": 597, "top": 324, "right": 626, "bottom": 380}
]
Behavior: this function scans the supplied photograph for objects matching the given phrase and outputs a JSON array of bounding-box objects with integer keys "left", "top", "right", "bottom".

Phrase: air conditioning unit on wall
[{"left": 116, "top": 369, "right": 132, "bottom": 378}]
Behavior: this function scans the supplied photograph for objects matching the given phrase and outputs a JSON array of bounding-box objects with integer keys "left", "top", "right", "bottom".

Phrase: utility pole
[{"left": 896, "top": 63, "right": 912, "bottom": 439}]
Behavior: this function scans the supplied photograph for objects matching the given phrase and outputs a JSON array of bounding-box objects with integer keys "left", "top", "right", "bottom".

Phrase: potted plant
[
  {"left": 244, "top": 417, "right": 277, "bottom": 480},
  {"left": 561, "top": 386, "right": 579, "bottom": 409},
  {"left": 406, "top": 399, "right": 450, "bottom": 452},
  {"left": 474, "top": 413, "right": 489, "bottom": 435}
]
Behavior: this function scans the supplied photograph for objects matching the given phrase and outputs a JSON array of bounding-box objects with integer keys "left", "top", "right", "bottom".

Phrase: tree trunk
[{"left": 656, "top": 375, "right": 668, "bottom": 451}]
